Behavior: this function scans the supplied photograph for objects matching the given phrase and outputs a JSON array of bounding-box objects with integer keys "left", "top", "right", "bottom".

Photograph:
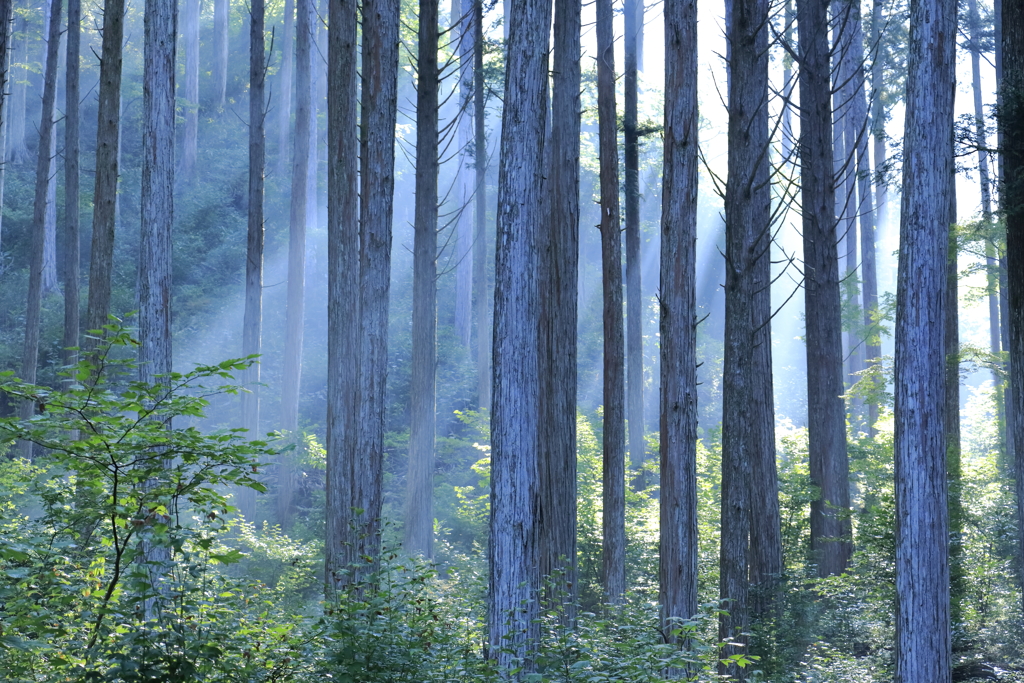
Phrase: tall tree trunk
[
  {"left": 241, "top": 0, "right": 265, "bottom": 522},
  {"left": 0, "top": 1, "right": 12, "bottom": 252},
  {"left": 452, "top": 0, "right": 473, "bottom": 349},
  {"left": 1001, "top": 0, "right": 1024, "bottom": 611},
  {"left": 280, "top": 0, "right": 314, "bottom": 527},
  {"left": 42, "top": 55, "right": 59, "bottom": 297},
  {"left": 138, "top": 0, "right": 177, "bottom": 616},
  {"left": 870, "top": 0, "right": 888, "bottom": 233},
  {"left": 277, "top": 0, "right": 294, "bottom": 174},
  {"left": 404, "top": 0, "right": 438, "bottom": 559},
  {"left": 798, "top": 0, "right": 852, "bottom": 578},
  {"left": 489, "top": 0, "right": 550, "bottom": 668},
  {"left": 660, "top": 0, "right": 699, "bottom": 652},
  {"left": 473, "top": 0, "right": 490, "bottom": 410},
  {"left": 85, "top": 0, "right": 125, "bottom": 344},
  {"left": 181, "top": 0, "right": 199, "bottom": 181},
  {"left": 721, "top": 0, "right": 772, "bottom": 673},
  {"left": 325, "top": 0, "right": 359, "bottom": 594},
  {"left": 6, "top": 8, "right": 26, "bottom": 164},
  {"left": 781, "top": 0, "right": 795, "bottom": 163},
  {"left": 848, "top": 0, "right": 880, "bottom": 436},
  {"left": 624, "top": 0, "right": 644, "bottom": 470},
  {"left": 894, "top": 0, "right": 955, "bottom": 676},
  {"left": 63, "top": 0, "right": 80, "bottom": 373},
  {"left": 537, "top": 0, "right": 580, "bottom": 608},
  {"left": 19, "top": 0, "right": 61, "bottom": 459},
  {"left": 215, "top": 0, "right": 228, "bottom": 107},
  {"left": 946, "top": 207, "right": 966, "bottom": 646},
  {"left": 596, "top": 0, "right": 625, "bottom": 604},
  {"left": 353, "top": 0, "right": 399, "bottom": 583}
]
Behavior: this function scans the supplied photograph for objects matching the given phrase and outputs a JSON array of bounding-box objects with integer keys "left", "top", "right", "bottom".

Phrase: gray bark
[
  {"left": 1001, "top": 0, "right": 1024, "bottom": 612},
  {"left": 894, "top": 0, "right": 955, "bottom": 676},
  {"left": 215, "top": 0, "right": 228, "bottom": 107},
  {"left": 596, "top": 0, "right": 626, "bottom": 604},
  {"left": 6, "top": 9, "right": 25, "bottom": 163},
  {"left": 404, "top": 0, "right": 439, "bottom": 559},
  {"left": 241, "top": 0, "right": 265, "bottom": 522},
  {"left": 19, "top": 0, "right": 61, "bottom": 460},
  {"left": 85, "top": 0, "right": 125, "bottom": 344},
  {"left": 0, "top": 0, "right": 12, "bottom": 252},
  {"left": 489, "top": 0, "right": 550, "bottom": 668},
  {"left": 870, "top": 0, "right": 888, "bottom": 234},
  {"left": 325, "top": 0, "right": 359, "bottom": 593},
  {"left": 280, "top": 0, "right": 314, "bottom": 527},
  {"left": 277, "top": 0, "right": 294, "bottom": 173},
  {"left": 63, "top": 0, "right": 80, "bottom": 372},
  {"left": 798, "top": 0, "right": 852, "bottom": 578},
  {"left": 473, "top": 0, "right": 490, "bottom": 410},
  {"left": 537, "top": 0, "right": 580, "bottom": 607},
  {"left": 353, "top": 0, "right": 399, "bottom": 581},
  {"left": 624, "top": 0, "right": 644, "bottom": 470},
  {"left": 181, "top": 0, "right": 199, "bottom": 180},
  {"left": 453, "top": 0, "right": 473, "bottom": 348},
  {"left": 720, "top": 0, "right": 772, "bottom": 672},
  {"left": 659, "top": 0, "right": 699, "bottom": 649}
]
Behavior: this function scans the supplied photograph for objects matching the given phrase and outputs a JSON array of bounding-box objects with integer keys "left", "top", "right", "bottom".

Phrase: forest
[{"left": 0, "top": 0, "right": 1021, "bottom": 680}]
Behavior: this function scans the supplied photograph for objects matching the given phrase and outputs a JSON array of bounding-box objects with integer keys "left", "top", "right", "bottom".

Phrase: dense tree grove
[{"left": 1, "top": 0, "right": 1024, "bottom": 681}]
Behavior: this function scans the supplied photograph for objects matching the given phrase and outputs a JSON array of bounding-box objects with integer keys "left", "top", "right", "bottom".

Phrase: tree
[
  {"left": 19, "top": 0, "right": 61, "bottom": 459},
  {"left": 537, "top": 0, "right": 581, "bottom": 604},
  {"left": 453, "top": 0, "right": 473, "bottom": 348},
  {"left": 720, "top": 0, "right": 776, "bottom": 672},
  {"left": 596, "top": 0, "right": 626, "bottom": 604},
  {"left": 660, "top": 0, "right": 699, "bottom": 650},
  {"left": 325, "top": 0, "right": 359, "bottom": 592},
  {"left": 624, "top": 0, "right": 645, "bottom": 471},
  {"left": 6, "top": 8, "right": 26, "bottom": 164},
  {"left": 277, "top": 0, "right": 294, "bottom": 173},
  {"left": 472, "top": 0, "right": 490, "bottom": 410},
  {"left": 489, "top": 0, "right": 550, "bottom": 667},
  {"left": 63, "top": 0, "right": 80, "bottom": 375},
  {"left": 405, "top": 0, "right": 439, "bottom": 559},
  {"left": 353, "top": 0, "right": 399, "bottom": 582},
  {"left": 86, "top": 0, "right": 126, "bottom": 346},
  {"left": 0, "top": 0, "right": 11, "bottom": 250},
  {"left": 946, "top": 205, "right": 966, "bottom": 643},
  {"left": 870, "top": 0, "right": 889, "bottom": 232},
  {"left": 181, "top": 0, "right": 200, "bottom": 181},
  {"left": 280, "top": 0, "right": 315, "bottom": 526},
  {"left": 241, "top": 0, "right": 266, "bottom": 522},
  {"left": 215, "top": 0, "right": 229, "bottom": 107},
  {"left": 1002, "top": 0, "right": 1024, "bottom": 609},
  {"left": 894, "top": 0, "right": 955, "bottom": 676},
  {"left": 797, "top": 0, "right": 852, "bottom": 577}
]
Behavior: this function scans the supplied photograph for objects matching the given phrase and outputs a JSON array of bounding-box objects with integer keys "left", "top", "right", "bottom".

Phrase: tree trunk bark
[
  {"left": 181, "top": 0, "right": 199, "bottom": 181},
  {"left": 215, "top": 0, "right": 229, "bottom": 107},
  {"left": 325, "top": 0, "right": 359, "bottom": 594},
  {"left": 489, "top": 0, "right": 550, "bottom": 668},
  {"left": 6, "top": 8, "right": 26, "bottom": 164},
  {"left": 85, "top": 0, "right": 125, "bottom": 345},
  {"left": 277, "top": 0, "right": 295, "bottom": 175},
  {"left": 453, "top": 0, "right": 473, "bottom": 348},
  {"left": 63, "top": 0, "right": 80, "bottom": 374},
  {"left": 0, "top": 1, "right": 12, "bottom": 254},
  {"left": 241, "top": 0, "right": 266, "bottom": 522},
  {"left": 870, "top": 0, "right": 888, "bottom": 235},
  {"left": 19, "top": 0, "right": 61, "bottom": 460},
  {"left": 1001, "top": 0, "right": 1024, "bottom": 613},
  {"left": 624, "top": 0, "right": 644, "bottom": 471},
  {"left": 537, "top": 0, "right": 580, "bottom": 610},
  {"left": 596, "top": 0, "right": 626, "bottom": 604},
  {"left": 894, "top": 0, "right": 955, "bottom": 676},
  {"left": 404, "top": 0, "right": 439, "bottom": 559},
  {"left": 798, "top": 0, "right": 852, "bottom": 578},
  {"left": 280, "top": 0, "right": 314, "bottom": 527},
  {"left": 473, "top": 0, "right": 490, "bottom": 411},
  {"left": 353, "top": 0, "right": 399, "bottom": 583},
  {"left": 660, "top": 0, "right": 699, "bottom": 655}
]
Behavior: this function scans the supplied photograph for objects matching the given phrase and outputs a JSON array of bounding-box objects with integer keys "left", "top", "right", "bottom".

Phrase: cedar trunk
[
  {"left": 894, "top": 0, "right": 955, "bottom": 676},
  {"left": 797, "top": 0, "right": 852, "bottom": 577},
  {"left": 624, "top": 0, "right": 644, "bottom": 470},
  {"left": 660, "top": 0, "right": 699, "bottom": 652},
  {"left": 63, "top": 0, "right": 80, "bottom": 373},
  {"left": 405, "top": 0, "right": 439, "bottom": 558},
  {"left": 473, "top": 0, "right": 490, "bottom": 410},
  {"left": 489, "top": 0, "right": 550, "bottom": 668}
]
